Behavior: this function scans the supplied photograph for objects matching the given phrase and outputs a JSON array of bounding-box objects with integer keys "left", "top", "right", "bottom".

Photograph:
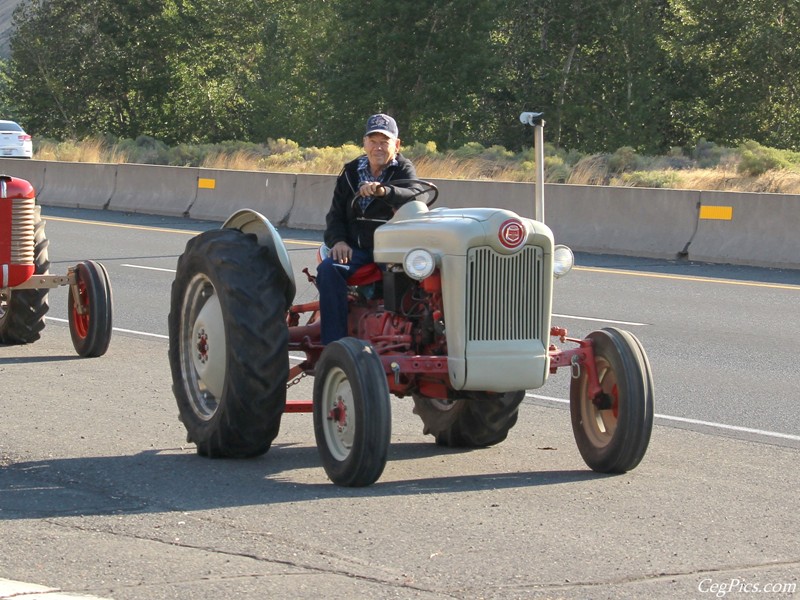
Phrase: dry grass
[
  {"left": 413, "top": 155, "right": 530, "bottom": 181},
  {"left": 34, "top": 137, "right": 129, "bottom": 163},
  {"left": 643, "top": 167, "right": 800, "bottom": 193},
  {"left": 201, "top": 149, "right": 263, "bottom": 171},
  {"left": 33, "top": 137, "right": 800, "bottom": 194},
  {"left": 566, "top": 155, "right": 609, "bottom": 185}
]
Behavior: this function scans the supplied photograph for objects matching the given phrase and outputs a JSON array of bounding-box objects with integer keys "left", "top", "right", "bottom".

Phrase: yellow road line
[{"left": 575, "top": 266, "right": 800, "bottom": 291}]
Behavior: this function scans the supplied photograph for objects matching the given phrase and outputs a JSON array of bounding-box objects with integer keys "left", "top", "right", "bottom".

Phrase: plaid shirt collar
[{"left": 356, "top": 155, "right": 397, "bottom": 211}]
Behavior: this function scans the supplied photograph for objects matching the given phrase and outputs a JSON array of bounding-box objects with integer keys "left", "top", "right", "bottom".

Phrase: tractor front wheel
[
  {"left": 412, "top": 390, "right": 525, "bottom": 447},
  {"left": 313, "top": 337, "right": 391, "bottom": 487},
  {"left": 570, "top": 327, "right": 654, "bottom": 473},
  {"left": 68, "top": 260, "right": 113, "bottom": 357}
]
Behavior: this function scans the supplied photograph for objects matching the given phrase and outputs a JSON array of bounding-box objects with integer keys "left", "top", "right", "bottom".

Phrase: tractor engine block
[{"left": 0, "top": 175, "right": 36, "bottom": 288}]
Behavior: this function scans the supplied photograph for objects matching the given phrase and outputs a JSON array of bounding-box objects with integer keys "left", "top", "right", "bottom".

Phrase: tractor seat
[
  {"left": 346, "top": 262, "right": 382, "bottom": 286},
  {"left": 317, "top": 244, "right": 383, "bottom": 286}
]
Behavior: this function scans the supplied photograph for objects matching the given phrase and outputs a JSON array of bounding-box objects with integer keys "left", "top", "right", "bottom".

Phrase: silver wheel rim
[
  {"left": 180, "top": 273, "right": 226, "bottom": 420},
  {"left": 321, "top": 366, "right": 355, "bottom": 461}
]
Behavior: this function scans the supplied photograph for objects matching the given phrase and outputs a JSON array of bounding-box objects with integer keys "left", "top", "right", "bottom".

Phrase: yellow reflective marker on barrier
[
  {"left": 198, "top": 178, "right": 216, "bottom": 190},
  {"left": 699, "top": 205, "right": 733, "bottom": 220}
]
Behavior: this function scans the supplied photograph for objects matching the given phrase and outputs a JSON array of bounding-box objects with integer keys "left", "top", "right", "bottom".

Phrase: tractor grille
[
  {"left": 10, "top": 197, "right": 36, "bottom": 264},
  {"left": 466, "top": 245, "right": 544, "bottom": 342}
]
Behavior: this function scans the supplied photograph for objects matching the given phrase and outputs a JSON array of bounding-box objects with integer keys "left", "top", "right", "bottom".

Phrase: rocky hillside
[{"left": 0, "top": 0, "right": 23, "bottom": 58}]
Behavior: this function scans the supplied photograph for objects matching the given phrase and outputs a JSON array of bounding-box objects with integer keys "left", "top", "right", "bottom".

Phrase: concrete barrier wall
[
  {"left": 0, "top": 157, "right": 797, "bottom": 269},
  {"left": 36, "top": 161, "right": 117, "bottom": 209},
  {"left": 109, "top": 163, "right": 197, "bottom": 216},
  {"left": 289, "top": 174, "right": 336, "bottom": 229},
  {"left": 689, "top": 191, "right": 800, "bottom": 269},
  {"left": 189, "top": 169, "right": 296, "bottom": 224},
  {"left": 545, "top": 184, "right": 701, "bottom": 259},
  {"left": 0, "top": 158, "right": 46, "bottom": 193}
]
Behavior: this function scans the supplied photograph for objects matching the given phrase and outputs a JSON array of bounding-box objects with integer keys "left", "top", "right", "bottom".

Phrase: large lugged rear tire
[
  {"left": 169, "top": 228, "right": 291, "bottom": 458},
  {"left": 0, "top": 211, "right": 49, "bottom": 344},
  {"left": 313, "top": 337, "right": 391, "bottom": 487},
  {"left": 68, "top": 260, "right": 113, "bottom": 357},
  {"left": 570, "top": 327, "right": 654, "bottom": 473},
  {"left": 412, "top": 390, "right": 525, "bottom": 447}
]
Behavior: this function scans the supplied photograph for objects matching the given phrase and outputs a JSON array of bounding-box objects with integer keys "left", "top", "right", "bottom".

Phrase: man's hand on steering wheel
[{"left": 359, "top": 181, "right": 386, "bottom": 198}]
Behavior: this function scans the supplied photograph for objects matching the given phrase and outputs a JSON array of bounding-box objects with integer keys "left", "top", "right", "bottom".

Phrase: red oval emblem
[{"left": 499, "top": 218, "right": 526, "bottom": 249}]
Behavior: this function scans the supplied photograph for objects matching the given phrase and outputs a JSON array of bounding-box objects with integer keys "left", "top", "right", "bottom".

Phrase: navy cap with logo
[{"left": 364, "top": 114, "right": 398, "bottom": 139}]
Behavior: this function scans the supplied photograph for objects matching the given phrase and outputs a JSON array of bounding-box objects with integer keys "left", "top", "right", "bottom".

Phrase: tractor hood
[{"left": 373, "top": 201, "right": 554, "bottom": 263}]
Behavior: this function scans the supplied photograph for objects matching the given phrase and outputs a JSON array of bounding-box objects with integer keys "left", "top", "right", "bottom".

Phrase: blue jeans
[{"left": 317, "top": 248, "right": 374, "bottom": 344}]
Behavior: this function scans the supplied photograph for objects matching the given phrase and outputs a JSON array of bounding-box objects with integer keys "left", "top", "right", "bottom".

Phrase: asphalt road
[{"left": 1, "top": 206, "right": 798, "bottom": 599}]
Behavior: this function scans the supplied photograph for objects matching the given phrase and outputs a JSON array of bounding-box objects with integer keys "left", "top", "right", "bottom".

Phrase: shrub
[
  {"left": 617, "top": 170, "right": 679, "bottom": 188},
  {"left": 544, "top": 155, "right": 571, "bottom": 183},
  {"left": 608, "top": 146, "right": 642, "bottom": 173},
  {"left": 451, "top": 141, "right": 485, "bottom": 159},
  {"left": 737, "top": 140, "right": 793, "bottom": 176},
  {"left": 404, "top": 140, "right": 440, "bottom": 161}
]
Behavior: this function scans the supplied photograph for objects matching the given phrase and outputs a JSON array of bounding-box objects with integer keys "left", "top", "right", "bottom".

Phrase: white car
[{"left": 0, "top": 120, "right": 33, "bottom": 158}]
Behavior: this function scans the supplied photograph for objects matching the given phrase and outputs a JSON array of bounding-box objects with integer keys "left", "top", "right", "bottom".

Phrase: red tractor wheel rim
[{"left": 72, "top": 280, "right": 90, "bottom": 339}]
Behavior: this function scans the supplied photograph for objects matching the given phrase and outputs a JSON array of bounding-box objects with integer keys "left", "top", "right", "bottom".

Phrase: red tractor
[
  {"left": 168, "top": 117, "right": 653, "bottom": 486},
  {"left": 0, "top": 175, "right": 113, "bottom": 356}
]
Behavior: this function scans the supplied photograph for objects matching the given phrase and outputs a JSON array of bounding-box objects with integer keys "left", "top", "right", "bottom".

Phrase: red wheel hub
[
  {"left": 328, "top": 397, "right": 348, "bottom": 430},
  {"left": 72, "top": 280, "right": 90, "bottom": 339}
]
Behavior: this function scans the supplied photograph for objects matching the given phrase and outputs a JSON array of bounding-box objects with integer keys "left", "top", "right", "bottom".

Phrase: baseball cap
[{"left": 364, "top": 114, "right": 398, "bottom": 139}]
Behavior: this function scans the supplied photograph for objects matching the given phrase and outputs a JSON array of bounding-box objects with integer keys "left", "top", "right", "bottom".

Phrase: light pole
[{"left": 519, "top": 111, "right": 545, "bottom": 222}]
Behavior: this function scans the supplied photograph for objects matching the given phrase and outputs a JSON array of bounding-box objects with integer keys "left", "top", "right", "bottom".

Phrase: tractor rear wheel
[
  {"left": 0, "top": 211, "right": 49, "bottom": 344},
  {"left": 412, "top": 390, "right": 525, "bottom": 447},
  {"left": 570, "top": 327, "right": 654, "bottom": 473},
  {"left": 68, "top": 260, "right": 113, "bottom": 357},
  {"left": 169, "top": 228, "right": 291, "bottom": 458},
  {"left": 313, "top": 337, "right": 391, "bottom": 487}
]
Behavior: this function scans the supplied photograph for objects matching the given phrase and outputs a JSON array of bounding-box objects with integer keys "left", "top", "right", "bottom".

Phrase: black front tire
[
  {"left": 570, "top": 327, "right": 654, "bottom": 473},
  {"left": 412, "top": 390, "right": 525, "bottom": 447},
  {"left": 68, "top": 260, "right": 113, "bottom": 357},
  {"left": 0, "top": 211, "right": 49, "bottom": 344},
  {"left": 313, "top": 337, "right": 391, "bottom": 487},
  {"left": 169, "top": 228, "right": 291, "bottom": 458}
]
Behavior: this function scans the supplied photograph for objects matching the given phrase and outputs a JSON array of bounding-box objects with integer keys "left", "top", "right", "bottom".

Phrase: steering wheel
[{"left": 389, "top": 179, "right": 439, "bottom": 207}]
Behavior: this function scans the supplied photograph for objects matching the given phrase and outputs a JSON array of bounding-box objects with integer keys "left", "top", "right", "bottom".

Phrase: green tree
[
  {"left": 313, "top": 0, "right": 502, "bottom": 148},
  {"left": 9, "top": 0, "right": 267, "bottom": 144},
  {"left": 157, "top": 0, "right": 265, "bottom": 143},
  {"left": 10, "top": 0, "right": 169, "bottom": 139},
  {"left": 494, "top": 0, "right": 671, "bottom": 153},
  {"left": 248, "top": 1, "right": 339, "bottom": 145},
  {"left": 664, "top": 0, "right": 800, "bottom": 150}
]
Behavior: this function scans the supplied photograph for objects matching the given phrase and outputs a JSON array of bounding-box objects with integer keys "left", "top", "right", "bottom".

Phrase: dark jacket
[{"left": 324, "top": 153, "right": 421, "bottom": 251}]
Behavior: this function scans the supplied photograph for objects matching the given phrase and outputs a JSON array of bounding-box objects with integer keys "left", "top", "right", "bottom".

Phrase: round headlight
[
  {"left": 553, "top": 244, "right": 574, "bottom": 279},
  {"left": 403, "top": 249, "right": 436, "bottom": 280}
]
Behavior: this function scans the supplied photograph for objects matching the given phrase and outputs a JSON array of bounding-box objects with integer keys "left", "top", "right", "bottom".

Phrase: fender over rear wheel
[
  {"left": 169, "top": 228, "right": 291, "bottom": 458},
  {"left": 570, "top": 327, "right": 654, "bottom": 473},
  {"left": 313, "top": 337, "right": 391, "bottom": 487}
]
